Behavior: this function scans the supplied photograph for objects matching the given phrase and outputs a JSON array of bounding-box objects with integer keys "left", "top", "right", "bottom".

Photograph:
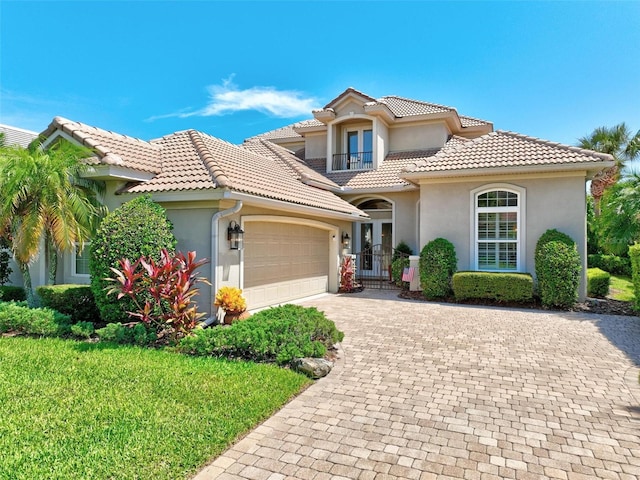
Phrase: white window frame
[
  {"left": 343, "top": 127, "right": 373, "bottom": 155},
  {"left": 71, "top": 242, "right": 91, "bottom": 278},
  {"left": 470, "top": 184, "right": 526, "bottom": 272}
]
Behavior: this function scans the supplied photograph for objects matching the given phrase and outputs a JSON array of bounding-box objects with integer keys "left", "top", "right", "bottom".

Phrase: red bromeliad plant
[
  {"left": 339, "top": 255, "right": 356, "bottom": 293},
  {"left": 107, "top": 249, "right": 209, "bottom": 340}
]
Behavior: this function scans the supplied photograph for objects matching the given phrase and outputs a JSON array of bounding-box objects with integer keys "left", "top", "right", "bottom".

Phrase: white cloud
[{"left": 149, "top": 77, "right": 318, "bottom": 121}]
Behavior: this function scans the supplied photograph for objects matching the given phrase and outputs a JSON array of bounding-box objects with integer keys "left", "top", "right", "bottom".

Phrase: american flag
[{"left": 402, "top": 267, "right": 415, "bottom": 282}]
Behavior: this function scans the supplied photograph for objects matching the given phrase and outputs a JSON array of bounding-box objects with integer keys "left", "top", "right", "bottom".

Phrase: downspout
[{"left": 203, "top": 200, "right": 243, "bottom": 325}]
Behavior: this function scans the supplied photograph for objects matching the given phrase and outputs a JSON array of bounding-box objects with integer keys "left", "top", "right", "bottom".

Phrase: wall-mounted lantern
[
  {"left": 227, "top": 221, "right": 244, "bottom": 250},
  {"left": 342, "top": 232, "right": 351, "bottom": 249}
]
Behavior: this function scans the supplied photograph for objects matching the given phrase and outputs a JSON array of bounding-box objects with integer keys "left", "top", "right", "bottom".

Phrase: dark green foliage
[
  {"left": 0, "top": 302, "right": 71, "bottom": 336},
  {"left": 587, "top": 253, "right": 632, "bottom": 277},
  {"left": 0, "top": 286, "right": 26, "bottom": 302},
  {"left": 452, "top": 272, "right": 533, "bottom": 303},
  {"left": 392, "top": 241, "right": 413, "bottom": 262},
  {"left": 391, "top": 257, "right": 411, "bottom": 289},
  {"left": 178, "top": 304, "right": 344, "bottom": 365},
  {"left": 89, "top": 195, "right": 176, "bottom": 324},
  {"left": 0, "top": 237, "right": 12, "bottom": 286},
  {"left": 419, "top": 238, "right": 457, "bottom": 300},
  {"left": 587, "top": 268, "right": 610, "bottom": 298},
  {"left": 629, "top": 244, "right": 640, "bottom": 310},
  {"left": 95, "top": 322, "right": 157, "bottom": 346},
  {"left": 70, "top": 321, "right": 95, "bottom": 339},
  {"left": 36, "top": 284, "right": 99, "bottom": 323},
  {"left": 535, "top": 239, "right": 581, "bottom": 309}
]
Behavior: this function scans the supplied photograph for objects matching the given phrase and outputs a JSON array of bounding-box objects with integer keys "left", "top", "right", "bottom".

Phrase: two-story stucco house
[{"left": 10, "top": 87, "right": 613, "bottom": 314}]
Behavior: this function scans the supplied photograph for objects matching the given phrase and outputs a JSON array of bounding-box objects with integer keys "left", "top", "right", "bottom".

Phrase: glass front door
[{"left": 357, "top": 221, "right": 393, "bottom": 275}]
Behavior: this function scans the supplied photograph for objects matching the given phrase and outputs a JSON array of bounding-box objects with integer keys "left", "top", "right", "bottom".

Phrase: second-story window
[{"left": 338, "top": 128, "right": 373, "bottom": 170}]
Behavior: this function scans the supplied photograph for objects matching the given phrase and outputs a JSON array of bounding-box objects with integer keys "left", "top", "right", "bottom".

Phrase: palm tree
[
  {"left": 579, "top": 123, "right": 640, "bottom": 214},
  {"left": 0, "top": 139, "right": 106, "bottom": 305}
]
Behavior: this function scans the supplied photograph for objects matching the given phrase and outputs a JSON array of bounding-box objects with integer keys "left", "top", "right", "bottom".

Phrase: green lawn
[
  {"left": 608, "top": 274, "right": 636, "bottom": 302},
  {"left": 0, "top": 337, "right": 310, "bottom": 480}
]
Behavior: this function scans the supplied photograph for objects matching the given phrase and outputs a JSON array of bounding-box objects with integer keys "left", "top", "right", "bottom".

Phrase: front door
[{"left": 357, "top": 221, "right": 392, "bottom": 276}]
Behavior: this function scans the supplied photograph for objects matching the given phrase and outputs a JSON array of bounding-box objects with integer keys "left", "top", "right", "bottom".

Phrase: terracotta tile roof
[
  {"left": 242, "top": 140, "right": 340, "bottom": 190},
  {"left": 323, "top": 87, "right": 376, "bottom": 108},
  {"left": 403, "top": 130, "right": 614, "bottom": 174},
  {"left": 246, "top": 119, "right": 323, "bottom": 141},
  {"left": 41, "top": 117, "right": 162, "bottom": 173},
  {"left": 126, "top": 131, "right": 364, "bottom": 216},
  {"left": 377, "top": 96, "right": 453, "bottom": 116},
  {"left": 0, "top": 124, "right": 38, "bottom": 148}
]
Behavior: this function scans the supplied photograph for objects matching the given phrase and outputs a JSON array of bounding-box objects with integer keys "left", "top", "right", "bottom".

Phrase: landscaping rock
[{"left": 292, "top": 358, "right": 333, "bottom": 379}]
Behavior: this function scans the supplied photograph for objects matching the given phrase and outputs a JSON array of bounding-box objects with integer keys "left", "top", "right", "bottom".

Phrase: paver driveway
[{"left": 195, "top": 290, "right": 640, "bottom": 480}]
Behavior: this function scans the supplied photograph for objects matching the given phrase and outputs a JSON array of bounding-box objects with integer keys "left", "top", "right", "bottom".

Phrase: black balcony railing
[{"left": 332, "top": 152, "right": 373, "bottom": 171}]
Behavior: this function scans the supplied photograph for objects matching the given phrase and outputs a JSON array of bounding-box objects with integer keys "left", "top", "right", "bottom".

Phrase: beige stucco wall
[
  {"left": 305, "top": 133, "right": 327, "bottom": 159},
  {"left": 419, "top": 173, "right": 588, "bottom": 298},
  {"left": 388, "top": 123, "right": 448, "bottom": 152},
  {"left": 334, "top": 100, "right": 367, "bottom": 117}
]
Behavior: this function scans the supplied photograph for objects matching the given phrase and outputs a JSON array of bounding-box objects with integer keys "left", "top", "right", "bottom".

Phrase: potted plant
[{"left": 214, "top": 286, "right": 248, "bottom": 324}]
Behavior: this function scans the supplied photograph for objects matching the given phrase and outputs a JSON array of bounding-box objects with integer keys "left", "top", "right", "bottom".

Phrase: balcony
[{"left": 332, "top": 151, "right": 373, "bottom": 171}]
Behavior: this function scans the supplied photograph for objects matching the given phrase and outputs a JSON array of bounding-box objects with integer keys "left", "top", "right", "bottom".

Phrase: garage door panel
[{"left": 244, "top": 222, "right": 330, "bottom": 309}]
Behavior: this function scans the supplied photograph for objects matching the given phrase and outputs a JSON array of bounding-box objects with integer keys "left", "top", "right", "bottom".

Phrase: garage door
[{"left": 243, "top": 222, "right": 329, "bottom": 309}]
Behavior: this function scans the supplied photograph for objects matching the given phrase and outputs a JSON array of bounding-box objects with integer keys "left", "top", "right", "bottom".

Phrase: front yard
[{"left": 0, "top": 337, "right": 310, "bottom": 480}]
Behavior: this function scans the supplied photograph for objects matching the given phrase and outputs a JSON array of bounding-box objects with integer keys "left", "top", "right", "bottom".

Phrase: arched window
[{"left": 472, "top": 186, "right": 525, "bottom": 271}]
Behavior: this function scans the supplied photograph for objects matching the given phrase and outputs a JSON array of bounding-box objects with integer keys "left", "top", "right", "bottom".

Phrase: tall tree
[
  {"left": 579, "top": 123, "right": 640, "bottom": 213},
  {"left": 0, "top": 139, "right": 105, "bottom": 305},
  {"left": 597, "top": 173, "right": 640, "bottom": 255}
]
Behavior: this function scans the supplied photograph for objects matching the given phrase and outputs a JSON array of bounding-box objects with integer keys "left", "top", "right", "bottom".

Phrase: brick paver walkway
[{"left": 194, "top": 290, "right": 640, "bottom": 480}]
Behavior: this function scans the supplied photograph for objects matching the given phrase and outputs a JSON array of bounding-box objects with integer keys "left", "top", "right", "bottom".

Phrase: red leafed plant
[
  {"left": 107, "top": 249, "right": 209, "bottom": 340},
  {"left": 339, "top": 255, "right": 356, "bottom": 293}
]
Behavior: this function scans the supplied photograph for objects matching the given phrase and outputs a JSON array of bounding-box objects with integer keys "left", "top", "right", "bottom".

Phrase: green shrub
[
  {"left": 587, "top": 253, "right": 632, "bottom": 277},
  {"left": 391, "top": 257, "right": 411, "bottom": 289},
  {"left": 36, "top": 284, "right": 99, "bottom": 323},
  {"left": 90, "top": 195, "right": 176, "bottom": 324},
  {"left": 95, "top": 322, "right": 157, "bottom": 346},
  {"left": 70, "top": 321, "right": 95, "bottom": 339},
  {"left": 452, "top": 272, "right": 533, "bottom": 303},
  {"left": 419, "top": 238, "right": 457, "bottom": 300},
  {"left": 178, "top": 304, "right": 344, "bottom": 365},
  {"left": 0, "top": 302, "right": 71, "bottom": 336},
  {"left": 587, "top": 268, "right": 610, "bottom": 298},
  {"left": 392, "top": 241, "right": 413, "bottom": 262},
  {"left": 536, "top": 239, "right": 581, "bottom": 309},
  {"left": 0, "top": 286, "right": 26, "bottom": 302},
  {"left": 629, "top": 244, "right": 640, "bottom": 310}
]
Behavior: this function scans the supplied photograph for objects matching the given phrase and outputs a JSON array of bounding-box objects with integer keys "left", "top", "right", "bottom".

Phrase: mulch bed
[{"left": 397, "top": 290, "right": 638, "bottom": 317}]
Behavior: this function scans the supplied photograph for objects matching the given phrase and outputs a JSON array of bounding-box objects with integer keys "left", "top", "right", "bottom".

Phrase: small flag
[{"left": 402, "top": 267, "right": 415, "bottom": 282}]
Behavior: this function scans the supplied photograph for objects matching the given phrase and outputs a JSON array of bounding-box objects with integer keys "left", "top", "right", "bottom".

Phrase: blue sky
[{"left": 1, "top": 1, "right": 639, "bottom": 146}]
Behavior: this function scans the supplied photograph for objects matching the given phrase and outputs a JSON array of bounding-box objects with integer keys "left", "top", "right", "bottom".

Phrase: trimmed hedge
[
  {"left": 419, "top": 238, "right": 457, "bottom": 300},
  {"left": 536, "top": 239, "right": 581, "bottom": 309},
  {"left": 89, "top": 195, "right": 176, "bottom": 324},
  {"left": 0, "top": 302, "right": 71, "bottom": 336},
  {"left": 36, "top": 284, "right": 99, "bottom": 323},
  {"left": 177, "top": 304, "right": 344, "bottom": 365},
  {"left": 0, "top": 286, "right": 26, "bottom": 302},
  {"left": 629, "top": 244, "right": 640, "bottom": 311},
  {"left": 391, "top": 257, "right": 410, "bottom": 289},
  {"left": 452, "top": 272, "right": 533, "bottom": 303},
  {"left": 586, "top": 268, "right": 610, "bottom": 298},
  {"left": 587, "top": 253, "right": 632, "bottom": 277}
]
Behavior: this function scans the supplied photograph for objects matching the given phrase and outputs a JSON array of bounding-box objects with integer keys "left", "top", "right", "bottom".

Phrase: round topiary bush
[
  {"left": 89, "top": 195, "right": 177, "bottom": 323},
  {"left": 419, "top": 238, "right": 457, "bottom": 300},
  {"left": 535, "top": 229, "right": 581, "bottom": 309}
]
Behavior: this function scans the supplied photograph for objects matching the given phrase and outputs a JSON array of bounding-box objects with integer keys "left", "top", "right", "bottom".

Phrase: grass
[
  {"left": 608, "top": 274, "right": 636, "bottom": 302},
  {"left": 0, "top": 337, "right": 311, "bottom": 480}
]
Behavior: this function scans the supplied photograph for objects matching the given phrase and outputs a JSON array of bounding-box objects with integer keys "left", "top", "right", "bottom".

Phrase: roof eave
[
  {"left": 400, "top": 161, "right": 616, "bottom": 181},
  {"left": 226, "top": 191, "right": 369, "bottom": 221},
  {"left": 82, "top": 164, "right": 156, "bottom": 182}
]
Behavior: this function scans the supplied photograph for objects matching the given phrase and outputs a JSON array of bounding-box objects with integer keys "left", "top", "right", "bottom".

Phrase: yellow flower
[{"left": 214, "top": 286, "right": 247, "bottom": 313}]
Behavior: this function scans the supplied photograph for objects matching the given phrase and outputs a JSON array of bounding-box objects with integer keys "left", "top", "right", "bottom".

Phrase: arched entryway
[{"left": 353, "top": 198, "right": 395, "bottom": 288}]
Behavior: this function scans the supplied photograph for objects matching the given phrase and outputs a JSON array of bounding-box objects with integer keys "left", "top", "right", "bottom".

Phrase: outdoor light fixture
[
  {"left": 342, "top": 232, "right": 351, "bottom": 248},
  {"left": 227, "top": 221, "right": 244, "bottom": 250}
]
